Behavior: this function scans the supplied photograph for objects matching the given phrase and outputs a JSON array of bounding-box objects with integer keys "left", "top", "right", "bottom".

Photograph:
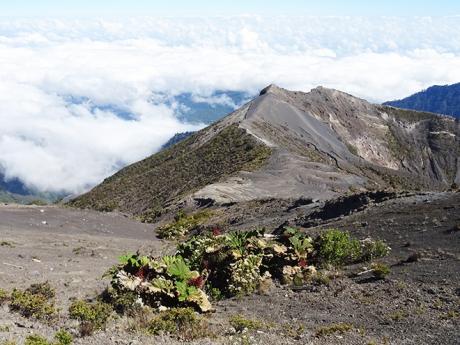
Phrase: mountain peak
[{"left": 259, "top": 84, "right": 285, "bottom": 96}]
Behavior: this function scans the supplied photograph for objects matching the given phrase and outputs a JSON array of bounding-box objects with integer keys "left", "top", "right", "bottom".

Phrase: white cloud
[{"left": 0, "top": 16, "right": 459, "bottom": 194}]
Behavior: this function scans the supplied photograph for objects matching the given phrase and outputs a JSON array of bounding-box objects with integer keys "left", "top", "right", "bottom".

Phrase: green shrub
[
  {"left": 22, "top": 330, "right": 72, "bottom": 345},
  {"left": 361, "top": 239, "right": 391, "bottom": 261},
  {"left": 229, "top": 314, "right": 264, "bottom": 333},
  {"left": 157, "top": 211, "right": 213, "bottom": 239},
  {"left": 9, "top": 285, "right": 56, "bottom": 320},
  {"left": 315, "top": 323, "right": 353, "bottom": 337},
  {"left": 107, "top": 228, "right": 390, "bottom": 314},
  {"left": 315, "top": 230, "right": 362, "bottom": 266},
  {"left": 228, "top": 254, "right": 263, "bottom": 295},
  {"left": 148, "top": 308, "right": 209, "bottom": 340},
  {"left": 24, "top": 335, "right": 49, "bottom": 345},
  {"left": 26, "top": 282, "right": 55, "bottom": 300},
  {"left": 0, "top": 289, "right": 9, "bottom": 305},
  {"left": 311, "top": 271, "right": 331, "bottom": 286},
  {"left": 68, "top": 300, "right": 112, "bottom": 335},
  {"left": 371, "top": 262, "right": 390, "bottom": 279},
  {"left": 54, "top": 330, "right": 73, "bottom": 345}
]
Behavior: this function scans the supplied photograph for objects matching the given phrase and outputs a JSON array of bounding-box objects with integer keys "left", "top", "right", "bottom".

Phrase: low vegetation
[
  {"left": 9, "top": 282, "right": 56, "bottom": 321},
  {"left": 157, "top": 210, "right": 213, "bottom": 239},
  {"left": 229, "top": 314, "right": 264, "bottom": 333},
  {"left": 0, "top": 289, "right": 9, "bottom": 305},
  {"left": 371, "top": 262, "right": 391, "bottom": 279},
  {"left": 147, "top": 307, "right": 210, "bottom": 340},
  {"left": 105, "top": 228, "right": 390, "bottom": 313},
  {"left": 68, "top": 300, "right": 112, "bottom": 336},
  {"left": 23, "top": 330, "right": 72, "bottom": 345},
  {"left": 315, "top": 229, "right": 390, "bottom": 266},
  {"left": 0, "top": 241, "right": 14, "bottom": 248},
  {"left": 315, "top": 323, "right": 353, "bottom": 337}
]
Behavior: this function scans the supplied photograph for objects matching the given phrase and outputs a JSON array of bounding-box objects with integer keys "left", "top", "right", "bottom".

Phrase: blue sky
[{"left": 1, "top": 0, "right": 459, "bottom": 17}]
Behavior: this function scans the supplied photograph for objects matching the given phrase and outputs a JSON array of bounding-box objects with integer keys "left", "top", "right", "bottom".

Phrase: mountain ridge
[{"left": 69, "top": 85, "right": 459, "bottom": 220}]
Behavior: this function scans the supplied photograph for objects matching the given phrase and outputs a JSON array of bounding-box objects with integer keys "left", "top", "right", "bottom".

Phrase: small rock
[{"left": 406, "top": 252, "right": 420, "bottom": 263}]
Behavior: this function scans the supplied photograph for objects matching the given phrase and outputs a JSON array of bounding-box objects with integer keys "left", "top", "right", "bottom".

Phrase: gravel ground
[{"left": 0, "top": 193, "right": 459, "bottom": 344}]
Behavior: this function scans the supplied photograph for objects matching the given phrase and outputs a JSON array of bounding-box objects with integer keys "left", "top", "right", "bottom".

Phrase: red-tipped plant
[
  {"left": 212, "top": 227, "right": 222, "bottom": 236},
  {"left": 188, "top": 276, "right": 204, "bottom": 289},
  {"left": 298, "top": 259, "right": 307, "bottom": 268}
]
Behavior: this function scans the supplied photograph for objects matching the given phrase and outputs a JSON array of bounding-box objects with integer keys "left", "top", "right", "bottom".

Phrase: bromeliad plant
[{"left": 107, "top": 228, "right": 390, "bottom": 313}]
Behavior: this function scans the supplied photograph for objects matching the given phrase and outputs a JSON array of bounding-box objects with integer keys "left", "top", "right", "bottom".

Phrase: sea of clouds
[{"left": 1, "top": 16, "right": 460, "bottom": 194}]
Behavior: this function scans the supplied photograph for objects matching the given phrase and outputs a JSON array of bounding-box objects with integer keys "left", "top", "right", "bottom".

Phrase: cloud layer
[{"left": 1, "top": 16, "right": 460, "bottom": 194}]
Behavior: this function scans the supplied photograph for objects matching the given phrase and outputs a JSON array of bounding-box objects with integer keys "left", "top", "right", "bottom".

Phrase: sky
[
  {"left": 1, "top": 0, "right": 460, "bottom": 17},
  {"left": 0, "top": 3, "right": 459, "bottom": 195}
]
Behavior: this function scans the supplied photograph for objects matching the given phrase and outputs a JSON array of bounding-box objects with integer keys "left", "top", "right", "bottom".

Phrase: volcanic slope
[{"left": 70, "top": 85, "right": 459, "bottom": 219}]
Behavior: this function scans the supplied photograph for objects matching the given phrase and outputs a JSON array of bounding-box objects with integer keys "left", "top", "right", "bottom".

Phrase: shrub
[
  {"left": 101, "top": 287, "right": 139, "bottom": 315},
  {"left": 148, "top": 308, "right": 209, "bottom": 340},
  {"left": 371, "top": 262, "right": 390, "bottom": 279},
  {"left": 107, "top": 228, "right": 389, "bottom": 314},
  {"left": 22, "top": 330, "right": 72, "bottom": 345},
  {"left": 54, "top": 330, "right": 73, "bottom": 345},
  {"left": 26, "top": 282, "right": 55, "bottom": 300},
  {"left": 68, "top": 300, "right": 112, "bottom": 335},
  {"left": 0, "top": 289, "right": 9, "bottom": 305},
  {"left": 361, "top": 239, "right": 391, "bottom": 261},
  {"left": 315, "top": 323, "right": 353, "bottom": 337},
  {"left": 311, "top": 271, "right": 331, "bottom": 286},
  {"left": 157, "top": 211, "right": 213, "bottom": 239},
  {"left": 24, "top": 335, "right": 49, "bottom": 345},
  {"left": 228, "top": 254, "right": 263, "bottom": 295},
  {"left": 108, "top": 253, "right": 213, "bottom": 313},
  {"left": 315, "top": 230, "right": 362, "bottom": 266},
  {"left": 229, "top": 314, "right": 264, "bottom": 333},
  {"left": 9, "top": 284, "right": 56, "bottom": 321}
]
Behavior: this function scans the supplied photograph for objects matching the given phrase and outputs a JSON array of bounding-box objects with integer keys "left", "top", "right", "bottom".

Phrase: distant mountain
[
  {"left": 70, "top": 85, "right": 459, "bottom": 219},
  {"left": 384, "top": 83, "right": 460, "bottom": 119},
  {"left": 0, "top": 172, "right": 61, "bottom": 204},
  {"left": 0, "top": 173, "right": 30, "bottom": 196}
]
